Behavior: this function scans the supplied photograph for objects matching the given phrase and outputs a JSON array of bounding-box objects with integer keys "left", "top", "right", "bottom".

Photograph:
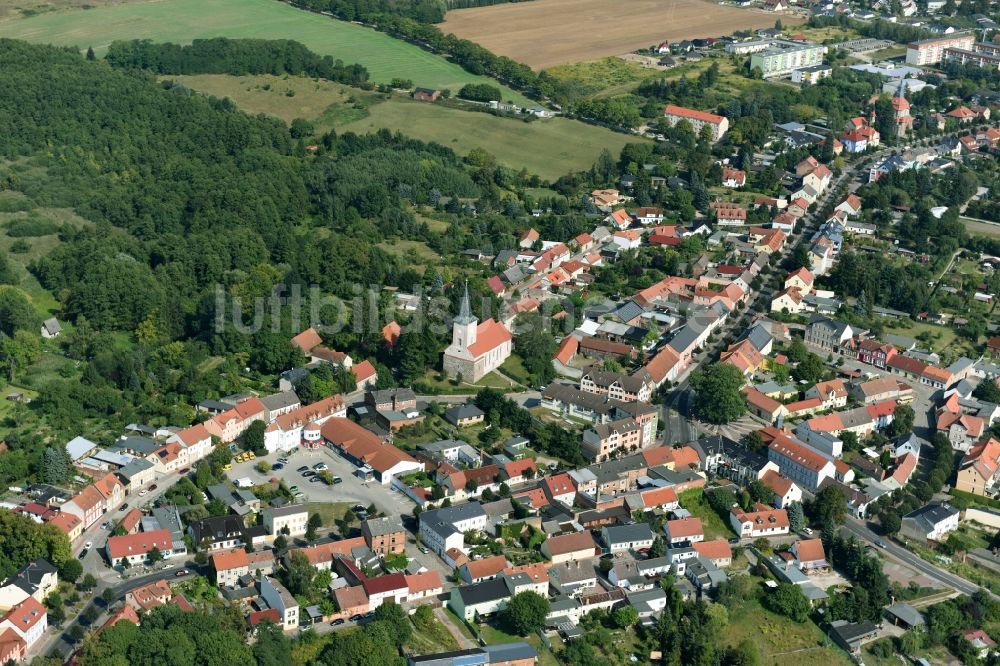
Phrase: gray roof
[
  {"left": 603, "top": 523, "right": 654, "bottom": 545},
  {"left": 65, "top": 436, "right": 97, "bottom": 461},
  {"left": 886, "top": 603, "right": 925, "bottom": 627},
  {"left": 3, "top": 559, "right": 57, "bottom": 595},
  {"left": 745, "top": 324, "right": 773, "bottom": 353},
  {"left": 444, "top": 403, "right": 485, "bottom": 423},
  {"left": 260, "top": 390, "right": 300, "bottom": 412},
  {"left": 42, "top": 318, "right": 62, "bottom": 335},
  {"left": 614, "top": 300, "right": 646, "bottom": 324},
  {"left": 116, "top": 457, "right": 154, "bottom": 481},
  {"left": 668, "top": 325, "right": 700, "bottom": 355},
  {"left": 363, "top": 515, "right": 403, "bottom": 537},
  {"left": 111, "top": 436, "right": 159, "bottom": 455},
  {"left": 502, "top": 266, "right": 526, "bottom": 285},
  {"left": 456, "top": 577, "right": 511, "bottom": 605},
  {"left": 482, "top": 643, "right": 538, "bottom": 663},
  {"left": 903, "top": 502, "right": 959, "bottom": 534},
  {"left": 421, "top": 502, "right": 486, "bottom": 540},
  {"left": 265, "top": 504, "right": 307, "bottom": 518}
]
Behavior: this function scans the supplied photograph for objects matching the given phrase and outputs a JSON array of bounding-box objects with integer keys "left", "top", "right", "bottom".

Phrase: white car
[
  {"left": 139, "top": 489, "right": 148, "bottom": 497},
  {"left": 85, "top": 541, "right": 93, "bottom": 549}
]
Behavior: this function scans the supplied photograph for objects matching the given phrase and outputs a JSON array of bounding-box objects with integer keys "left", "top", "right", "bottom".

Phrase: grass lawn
[
  {"left": 375, "top": 239, "right": 442, "bottom": 265},
  {"left": 0, "top": 0, "right": 531, "bottom": 102},
  {"left": 678, "top": 487, "right": 737, "bottom": 540},
  {"left": 881, "top": 320, "right": 957, "bottom": 354},
  {"left": 1, "top": 199, "right": 91, "bottom": 319},
  {"left": 304, "top": 501, "right": 351, "bottom": 527},
  {"left": 164, "top": 73, "right": 385, "bottom": 131},
  {"left": 343, "top": 98, "right": 647, "bottom": 181},
  {"left": 727, "top": 588, "right": 853, "bottom": 666},
  {"left": 406, "top": 613, "right": 460, "bottom": 655},
  {"left": 543, "top": 56, "right": 665, "bottom": 98},
  {"left": 961, "top": 216, "right": 1000, "bottom": 240},
  {"left": 498, "top": 354, "right": 531, "bottom": 386}
]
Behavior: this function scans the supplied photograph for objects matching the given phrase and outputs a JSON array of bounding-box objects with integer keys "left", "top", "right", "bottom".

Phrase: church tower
[{"left": 452, "top": 282, "right": 477, "bottom": 350}]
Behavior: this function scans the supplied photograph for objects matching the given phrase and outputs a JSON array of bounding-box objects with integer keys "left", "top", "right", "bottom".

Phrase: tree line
[{"left": 106, "top": 37, "right": 370, "bottom": 86}]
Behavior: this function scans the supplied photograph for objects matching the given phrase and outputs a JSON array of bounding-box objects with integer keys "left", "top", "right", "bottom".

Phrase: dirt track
[{"left": 441, "top": 0, "right": 803, "bottom": 70}]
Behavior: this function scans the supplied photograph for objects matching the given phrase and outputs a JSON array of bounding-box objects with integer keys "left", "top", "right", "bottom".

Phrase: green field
[
  {"left": 344, "top": 98, "right": 647, "bottom": 181},
  {"left": 0, "top": 0, "right": 531, "bottom": 103}
]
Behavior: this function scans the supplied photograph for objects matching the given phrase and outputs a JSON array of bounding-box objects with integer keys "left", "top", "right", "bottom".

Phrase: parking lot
[{"left": 225, "top": 444, "right": 454, "bottom": 579}]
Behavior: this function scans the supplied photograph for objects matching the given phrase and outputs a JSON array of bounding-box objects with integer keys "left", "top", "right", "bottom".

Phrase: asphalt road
[{"left": 842, "top": 518, "right": 995, "bottom": 599}]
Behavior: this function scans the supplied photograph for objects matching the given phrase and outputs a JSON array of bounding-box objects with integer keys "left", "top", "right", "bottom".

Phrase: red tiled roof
[
  {"left": 463, "top": 555, "right": 508, "bottom": 580},
  {"left": 769, "top": 435, "right": 831, "bottom": 472},
  {"left": 107, "top": 529, "right": 172, "bottom": 560},
  {"left": 794, "top": 538, "right": 825, "bottom": 563},
  {"left": 544, "top": 531, "right": 596, "bottom": 556},
  {"left": 249, "top": 609, "right": 281, "bottom": 626},
  {"left": 353, "top": 360, "right": 377, "bottom": 383},
  {"left": 291, "top": 327, "right": 323, "bottom": 353},
  {"left": 361, "top": 572, "right": 407, "bottom": 596},
  {"left": 664, "top": 104, "right": 726, "bottom": 125},
  {"left": 693, "top": 539, "right": 732, "bottom": 561},
  {"left": 1, "top": 597, "right": 46, "bottom": 634},
  {"left": 404, "top": 571, "right": 441, "bottom": 594},
  {"left": 666, "top": 517, "right": 703, "bottom": 538},
  {"left": 211, "top": 548, "right": 249, "bottom": 571},
  {"left": 760, "top": 469, "right": 795, "bottom": 497},
  {"left": 555, "top": 336, "right": 578, "bottom": 365},
  {"left": 468, "top": 319, "right": 513, "bottom": 358}
]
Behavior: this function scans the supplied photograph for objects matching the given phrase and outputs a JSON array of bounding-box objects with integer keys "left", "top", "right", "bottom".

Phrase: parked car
[
  {"left": 119, "top": 503, "right": 129, "bottom": 511},
  {"left": 175, "top": 569, "right": 190, "bottom": 577},
  {"left": 333, "top": 476, "right": 343, "bottom": 484},
  {"left": 297, "top": 466, "right": 309, "bottom": 473},
  {"left": 272, "top": 464, "right": 284, "bottom": 470},
  {"left": 309, "top": 476, "right": 324, "bottom": 483},
  {"left": 313, "top": 463, "right": 328, "bottom": 471},
  {"left": 149, "top": 484, "right": 158, "bottom": 491},
  {"left": 139, "top": 489, "right": 148, "bottom": 497},
  {"left": 302, "top": 470, "right": 315, "bottom": 478},
  {"left": 331, "top": 618, "right": 344, "bottom": 626},
  {"left": 78, "top": 548, "right": 89, "bottom": 560},
  {"left": 352, "top": 504, "right": 366, "bottom": 513}
]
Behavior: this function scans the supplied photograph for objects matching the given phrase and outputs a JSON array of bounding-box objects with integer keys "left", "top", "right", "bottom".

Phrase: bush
[{"left": 5, "top": 217, "right": 60, "bottom": 237}]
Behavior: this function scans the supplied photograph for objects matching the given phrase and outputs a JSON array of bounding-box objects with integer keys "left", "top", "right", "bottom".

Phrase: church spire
[
  {"left": 456, "top": 281, "right": 476, "bottom": 325},
  {"left": 895, "top": 78, "right": 906, "bottom": 99}
]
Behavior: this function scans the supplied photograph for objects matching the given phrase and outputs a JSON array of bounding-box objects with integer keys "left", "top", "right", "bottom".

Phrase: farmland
[
  {"left": 441, "top": 0, "right": 802, "bottom": 69},
  {"left": 167, "top": 73, "right": 646, "bottom": 180},
  {"left": 0, "top": 0, "right": 531, "bottom": 102}
]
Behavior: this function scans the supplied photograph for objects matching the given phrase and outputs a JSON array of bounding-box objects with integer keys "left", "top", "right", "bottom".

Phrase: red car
[{"left": 175, "top": 569, "right": 190, "bottom": 577}]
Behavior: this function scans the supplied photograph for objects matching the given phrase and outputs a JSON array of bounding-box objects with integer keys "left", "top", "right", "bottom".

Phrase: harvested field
[{"left": 441, "top": 0, "right": 803, "bottom": 69}]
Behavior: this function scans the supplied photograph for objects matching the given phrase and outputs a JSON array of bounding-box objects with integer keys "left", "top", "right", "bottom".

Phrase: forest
[{"left": 106, "top": 38, "right": 370, "bottom": 86}]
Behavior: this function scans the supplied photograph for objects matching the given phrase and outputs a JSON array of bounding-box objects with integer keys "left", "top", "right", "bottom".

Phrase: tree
[
  {"left": 286, "top": 551, "right": 317, "bottom": 597},
  {"left": 273, "top": 534, "right": 287, "bottom": 550},
  {"left": 690, "top": 364, "right": 747, "bottom": 424},
  {"left": 881, "top": 510, "right": 901, "bottom": 536},
  {"left": 59, "top": 558, "right": 83, "bottom": 583},
  {"left": 86, "top": 46, "right": 96, "bottom": 61},
  {"left": 0, "top": 330, "right": 41, "bottom": 382},
  {"left": 101, "top": 588, "right": 115, "bottom": 604},
  {"left": 889, "top": 403, "right": 915, "bottom": 437},
  {"left": 243, "top": 420, "right": 266, "bottom": 455},
  {"left": 787, "top": 502, "right": 806, "bottom": 532},
  {"left": 373, "top": 602, "right": 411, "bottom": 646},
  {"left": 649, "top": 536, "right": 665, "bottom": 559},
  {"left": 43, "top": 446, "right": 71, "bottom": 484},
  {"left": 809, "top": 484, "right": 846, "bottom": 527},
  {"left": 500, "top": 591, "right": 550, "bottom": 635},
  {"left": 81, "top": 573, "right": 97, "bottom": 591},
  {"left": 82, "top": 605, "right": 99, "bottom": 624},
  {"left": 612, "top": 605, "right": 639, "bottom": 629},
  {"left": 0, "top": 251, "right": 15, "bottom": 285},
  {"left": 748, "top": 480, "right": 775, "bottom": 506},
  {"left": 306, "top": 513, "right": 322, "bottom": 541},
  {"left": 765, "top": 583, "right": 810, "bottom": 622},
  {"left": 147, "top": 547, "right": 163, "bottom": 564},
  {"left": 973, "top": 379, "right": 1000, "bottom": 404}
]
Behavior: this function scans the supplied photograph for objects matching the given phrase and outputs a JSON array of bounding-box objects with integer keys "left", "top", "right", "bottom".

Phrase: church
[{"left": 442, "top": 285, "right": 513, "bottom": 383}]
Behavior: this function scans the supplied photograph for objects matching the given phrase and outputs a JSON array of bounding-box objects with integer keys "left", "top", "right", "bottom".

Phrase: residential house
[
  {"left": 760, "top": 470, "right": 802, "bottom": 508},
  {"left": 900, "top": 502, "right": 960, "bottom": 543},
  {"left": 264, "top": 395, "right": 347, "bottom": 453},
  {"left": 419, "top": 503, "right": 488, "bottom": 556},
  {"left": 601, "top": 524, "right": 655, "bottom": 553},
  {"left": 260, "top": 576, "right": 299, "bottom": 631},
  {"left": 62, "top": 485, "right": 105, "bottom": 530},
  {"left": 729, "top": 504, "right": 789, "bottom": 538},
  {"left": 106, "top": 529, "right": 174, "bottom": 567},
  {"left": 362, "top": 516, "right": 406, "bottom": 556},
  {"left": 0, "top": 561, "right": 57, "bottom": 612},
  {"left": 262, "top": 505, "right": 308, "bottom": 539},
  {"left": 956, "top": 438, "right": 1000, "bottom": 496},
  {"left": 541, "top": 531, "right": 597, "bottom": 564},
  {"left": 0, "top": 597, "right": 46, "bottom": 654},
  {"left": 664, "top": 517, "right": 704, "bottom": 545}
]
